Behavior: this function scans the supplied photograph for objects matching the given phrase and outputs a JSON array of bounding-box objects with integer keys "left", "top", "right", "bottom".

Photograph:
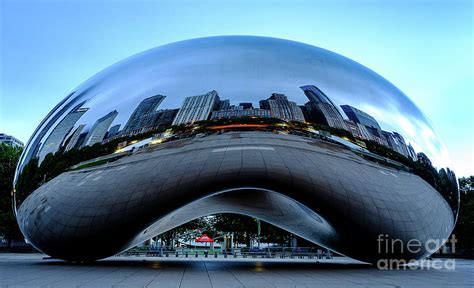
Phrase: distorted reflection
[
  {"left": 15, "top": 84, "right": 459, "bottom": 213},
  {"left": 13, "top": 36, "right": 459, "bottom": 263}
]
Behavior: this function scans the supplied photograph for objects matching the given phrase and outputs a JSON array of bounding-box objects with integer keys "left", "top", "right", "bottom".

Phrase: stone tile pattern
[{"left": 0, "top": 254, "right": 472, "bottom": 288}]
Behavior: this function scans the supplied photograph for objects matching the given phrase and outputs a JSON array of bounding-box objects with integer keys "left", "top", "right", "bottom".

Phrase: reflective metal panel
[{"left": 13, "top": 36, "right": 459, "bottom": 263}]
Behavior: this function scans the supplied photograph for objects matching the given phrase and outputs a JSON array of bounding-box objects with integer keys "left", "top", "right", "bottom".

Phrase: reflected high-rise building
[
  {"left": 340, "top": 105, "right": 381, "bottom": 130},
  {"left": 124, "top": 108, "right": 178, "bottom": 137},
  {"left": 74, "top": 132, "right": 88, "bottom": 149},
  {"left": 385, "top": 132, "right": 404, "bottom": 156},
  {"left": 122, "top": 95, "right": 166, "bottom": 135},
  {"left": 381, "top": 131, "right": 399, "bottom": 151},
  {"left": 239, "top": 102, "right": 253, "bottom": 110},
  {"left": 341, "top": 104, "right": 389, "bottom": 145},
  {"left": 37, "top": 103, "right": 88, "bottom": 163},
  {"left": 341, "top": 104, "right": 410, "bottom": 156},
  {"left": 64, "top": 124, "right": 86, "bottom": 151},
  {"left": 343, "top": 119, "right": 374, "bottom": 141},
  {"left": 407, "top": 143, "right": 418, "bottom": 161},
  {"left": 106, "top": 124, "right": 121, "bottom": 139},
  {"left": 211, "top": 108, "right": 271, "bottom": 119},
  {"left": 84, "top": 110, "right": 118, "bottom": 146},
  {"left": 381, "top": 130, "right": 410, "bottom": 157},
  {"left": 259, "top": 93, "right": 305, "bottom": 122},
  {"left": 355, "top": 122, "right": 373, "bottom": 140},
  {"left": 18, "top": 92, "right": 78, "bottom": 171},
  {"left": 301, "top": 85, "right": 347, "bottom": 130},
  {"left": 212, "top": 100, "right": 271, "bottom": 120},
  {"left": 392, "top": 132, "right": 409, "bottom": 157},
  {"left": 344, "top": 120, "right": 365, "bottom": 139},
  {"left": 143, "top": 109, "right": 179, "bottom": 130},
  {"left": 218, "top": 99, "right": 230, "bottom": 110},
  {"left": 365, "top": 126, "right": 388, "bottom": 146},
  {"left": 211, "top": 108, "right": 272, "bottom": 119},
  {"left": 300, "top": 85, "right": 332, "bottom": 104},
  {"left": 172, "top": 90, "right": 220, "bottom": 125}
]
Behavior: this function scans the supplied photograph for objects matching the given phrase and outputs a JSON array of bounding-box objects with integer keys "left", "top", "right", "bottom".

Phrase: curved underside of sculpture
[{"left": 16, "top": 132, "right": 455, "bottom": 263}]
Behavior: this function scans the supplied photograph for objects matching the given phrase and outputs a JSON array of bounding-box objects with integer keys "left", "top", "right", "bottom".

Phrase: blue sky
[{"left": 1, "top": 0, "right": 472, "bottom": 176}]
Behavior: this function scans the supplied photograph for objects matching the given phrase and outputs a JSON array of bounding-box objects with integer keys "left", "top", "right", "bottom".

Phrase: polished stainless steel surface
[{"left": 13, "top": 36, "right": 459, "bottom": 263}]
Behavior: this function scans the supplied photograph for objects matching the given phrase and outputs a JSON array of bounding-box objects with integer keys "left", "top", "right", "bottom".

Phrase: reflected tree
[
  {"left": 452, "top": 176, "right": 474, "bottom": 257},
  {"left": 0, "top": 143, "right": 23, "bottom": 246}
]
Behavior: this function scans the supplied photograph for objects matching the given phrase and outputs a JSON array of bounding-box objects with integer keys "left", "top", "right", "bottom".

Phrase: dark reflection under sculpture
[{"left": 13, "top": 36, "right": 459, "bottom": 263}]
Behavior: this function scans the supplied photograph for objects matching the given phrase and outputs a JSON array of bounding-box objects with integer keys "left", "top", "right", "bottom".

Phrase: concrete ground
[{"left": 0, "top": 253, "right": 472, "bottom": 287}]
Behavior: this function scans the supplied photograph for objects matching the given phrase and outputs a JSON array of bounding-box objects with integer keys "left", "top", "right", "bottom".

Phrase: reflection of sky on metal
[{"left": 33, "top": 36, "right": 449, "bottom": 168}]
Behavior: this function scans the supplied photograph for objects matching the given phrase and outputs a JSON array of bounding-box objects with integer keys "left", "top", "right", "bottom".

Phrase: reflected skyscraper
[
  {"left": 19, "top": 92, "right": 79, "bottom": 170},
  {"left": 37, "top": 103, "right": 88, "bottom": 162},
  {"left": 106, "top": 124, "right": 121, "bottom": 139},
  {"left": 172, "top": 90, "right": 220, "bottom": 125},
  {"left": 407, "top": 143, "right": 418, "bottom": 161},
  {"left": 122, "top": 95, "right": 165, "bottom": 135},
  {"left": 301, "top": 85, "right": 347, "bottom": 130},
  {"left": 355, "top": 122, "right": 373, "bottom": 140},
  {"left": 341, "top": 105, "right": 382, "bottom": 130},
  {"left": 64, "top": 124, "right": 86, "bottom": 151},
  {"left": 259, "top": 93, "right": 305, "bottom": 122},
  {"left": 239, "top": 102, "right": 253, "bottom": 110},
  {"left": 218, "top": 99, "right": 230, "bottom": 110},
  {"left": 211, "top": 107, "right": 271, "bottom": 119},
  {"left": 365, "top": 126, "right": 388, "bottom": 146},
  {"left": 392, "top": 132, "right": 409, "bottom": 157},
  {"left": 147, "top": 109, "right": 179, "bottom": 130},
  {"left": 343, "top": 120, "right": 366, "bottom": 139},
  {"left": 74, "top": 132, "right": 88, "bottom": 149},
  {"left": 342, "top": 104, "right": 410, "bottom": 156},
  {"left": 340, "top": 105, "right": 393, "bottom": 145},
  {"left": 84, "top": 110, "right": 118, "bottom": 146},
  {"left": 381, "top": 131, "right": 399, "bottom": 151}
]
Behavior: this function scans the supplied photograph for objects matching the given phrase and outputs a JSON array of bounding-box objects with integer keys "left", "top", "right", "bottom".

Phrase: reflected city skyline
[{"left": 28, "top": 83, "right": 426, "bottom": 167}]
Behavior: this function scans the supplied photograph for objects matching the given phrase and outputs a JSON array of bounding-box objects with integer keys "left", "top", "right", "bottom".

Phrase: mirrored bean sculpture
[{"left": 13, "top": 36, "right": 459, "bottom": 263}]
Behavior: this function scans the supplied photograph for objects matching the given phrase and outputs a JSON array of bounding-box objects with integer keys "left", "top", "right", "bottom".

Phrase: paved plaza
[{"left": 0, "top": 253, "right": 472, "bottom": 287}]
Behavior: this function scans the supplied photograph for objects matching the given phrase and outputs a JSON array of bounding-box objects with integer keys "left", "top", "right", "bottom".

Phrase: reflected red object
[{"left": 196, "top": 234, "right": 214, "bottom": 243}]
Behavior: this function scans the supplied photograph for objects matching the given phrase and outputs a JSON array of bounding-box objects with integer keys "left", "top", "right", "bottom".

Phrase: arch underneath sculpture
[{"left": 124, "top": 188, "right": 343, "bottom": 257}]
